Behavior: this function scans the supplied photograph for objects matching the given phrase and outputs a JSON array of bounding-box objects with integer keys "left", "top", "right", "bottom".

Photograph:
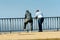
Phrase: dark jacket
[{"left": 25, "top": 11, "right": 33, "bottom": 22}]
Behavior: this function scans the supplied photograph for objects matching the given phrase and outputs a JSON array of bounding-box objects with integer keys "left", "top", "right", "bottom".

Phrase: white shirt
[{"left": 35, "top": 11, "right": 43, "bottom": 18}]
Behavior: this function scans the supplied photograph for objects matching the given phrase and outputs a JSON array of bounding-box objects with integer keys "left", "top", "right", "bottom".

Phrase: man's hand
[{"left": 35, "top": 16, "right": 37, "bottom": 19}]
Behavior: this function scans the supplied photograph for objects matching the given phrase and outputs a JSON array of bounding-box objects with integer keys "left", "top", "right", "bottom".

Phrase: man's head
[
  {"left": 36, "top": 10, "right": 39, "bottom": 12},
  {"left": 26, "top": 10, "right": 29, "bottom": 13}
]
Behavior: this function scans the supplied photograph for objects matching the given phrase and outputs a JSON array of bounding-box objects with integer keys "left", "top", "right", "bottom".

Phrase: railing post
[
  {"left": 57, "top": 17, "right": 59, "bottom": 31},
  {"left": 10, "top": 18, "right": 12, "bottom": 33}
]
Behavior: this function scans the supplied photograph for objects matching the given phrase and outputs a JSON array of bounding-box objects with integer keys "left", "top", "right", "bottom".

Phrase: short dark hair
[
  {"left": 26, "top": 10, "right": 29, "bottom": 12},
  {"left": 36, "top": 10, "right": 39, "bottom": 12}
]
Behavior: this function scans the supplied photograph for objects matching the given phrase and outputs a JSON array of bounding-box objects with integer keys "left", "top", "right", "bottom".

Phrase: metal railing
[
  {"left": 43, "top": 17, "right": 60, "bottom": 31},
  {"left": 0, "top": 17, "right": 60, "bottom": 32}
]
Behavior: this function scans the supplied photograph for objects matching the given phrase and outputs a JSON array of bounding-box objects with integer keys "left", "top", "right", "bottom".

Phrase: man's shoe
[
  {"left": 24, "top": 29, "right": 26, "bottom": 31},
  {"left": 29, "top": 31, "right": 32, "bottom": 33},
  {"left": 38, "top": 30, "right": 42, "bottom": 32}
]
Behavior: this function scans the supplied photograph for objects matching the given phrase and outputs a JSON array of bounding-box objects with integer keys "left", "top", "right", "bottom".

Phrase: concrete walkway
[{"left": 0, "top": 31, "right": 60, "bottom": 40}]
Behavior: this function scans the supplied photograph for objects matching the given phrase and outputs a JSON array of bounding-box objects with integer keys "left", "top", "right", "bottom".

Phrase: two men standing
[{"left": 24, "top": 10, "right": 44, "bottom": 32}]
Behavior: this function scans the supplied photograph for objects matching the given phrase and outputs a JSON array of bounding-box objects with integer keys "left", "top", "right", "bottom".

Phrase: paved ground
[{"left": 0, "top": 31, "right": 60, "bottom": 40}]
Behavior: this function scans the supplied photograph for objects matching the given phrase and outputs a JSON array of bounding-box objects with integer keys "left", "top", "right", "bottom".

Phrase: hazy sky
[{"left": 0, "top": 0, "right": 60, "bottom": 18}]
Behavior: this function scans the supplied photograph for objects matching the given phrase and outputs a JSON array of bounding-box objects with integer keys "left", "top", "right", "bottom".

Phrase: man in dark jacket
[{"left": 24, "top": 10, "right": 33, "bottom": 32}]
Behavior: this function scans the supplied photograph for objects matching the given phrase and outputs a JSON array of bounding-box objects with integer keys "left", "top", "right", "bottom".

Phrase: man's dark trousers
[
  {"left": 24, "top": 20, "right": 33, "bottom": 31},
  {"left": 38, "top": 18, "right": 44, "bottom": 32}
]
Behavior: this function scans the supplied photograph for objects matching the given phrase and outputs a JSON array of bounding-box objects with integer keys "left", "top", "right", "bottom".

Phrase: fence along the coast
[{"left": 0, "top": 17, "right": 60, "bottom": 32}]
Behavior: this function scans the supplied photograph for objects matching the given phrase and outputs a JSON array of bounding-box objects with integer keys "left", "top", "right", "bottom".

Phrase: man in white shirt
[{"left": 35, "top": 10, "right": 44, "bottom": 32}]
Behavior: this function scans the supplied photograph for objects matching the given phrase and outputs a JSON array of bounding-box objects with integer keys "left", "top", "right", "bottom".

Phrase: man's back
[{"left": 25, "top": 10, "right": 32, "bottom": 20}]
